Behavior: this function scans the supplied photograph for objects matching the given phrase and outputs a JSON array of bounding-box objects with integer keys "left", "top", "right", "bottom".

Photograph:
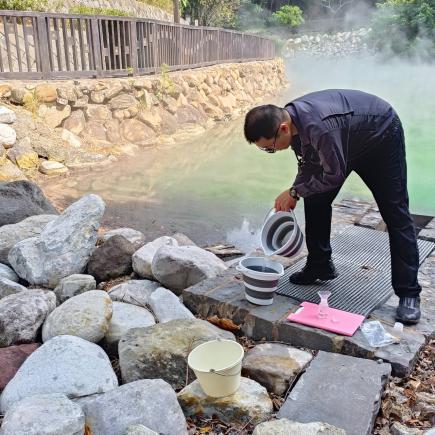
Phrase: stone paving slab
[
  {"left": 277, "top": 351, "right": 391, "bottom": 435},
  {"left": 419, "top": 218, "right": 435, "bottom": 242}
]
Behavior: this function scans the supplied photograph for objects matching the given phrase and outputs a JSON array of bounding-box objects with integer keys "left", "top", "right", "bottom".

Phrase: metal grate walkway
[{"left": 277, "top": 226, "right": 435, "bottom": 316}]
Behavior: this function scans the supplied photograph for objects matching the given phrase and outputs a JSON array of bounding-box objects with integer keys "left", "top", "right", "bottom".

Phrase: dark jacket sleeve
[{"left": 292, "top": 129, "right": 347, "bottom": 197}]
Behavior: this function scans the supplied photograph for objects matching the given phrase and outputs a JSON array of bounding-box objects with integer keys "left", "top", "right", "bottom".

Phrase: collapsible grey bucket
[
  {"left": 261, "top": 208, "right": 304, "bottom": 257},
  {"left": 236, "top": 257, "right": 284, "bottom": 305}
]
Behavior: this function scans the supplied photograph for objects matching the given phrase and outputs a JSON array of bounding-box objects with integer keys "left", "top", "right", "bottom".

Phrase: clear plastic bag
[{"left": 360, "top": 320, "right": 398, "bottom": 347}]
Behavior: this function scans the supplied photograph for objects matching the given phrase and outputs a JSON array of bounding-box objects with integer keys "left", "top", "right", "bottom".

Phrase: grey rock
[
  {"left": 108, "top": 279, "right": 159, "bottom": 307},
  {"left": 0, "top": 214, "right": 57, "bottom": 264},
  {"left": 278, "top": 351, "right": 391, "bottom": 435},
  {"left": 7, "top": 137, "right": 39, "bottom": 169},
  {"left": 178, "top": 377, "right": 273, "bottom": 425},
  {"left": 0, "top": 393, "right": 85, "bottom": 435},
  {"left": 101, "top": 227, "right": 146, "bottom": 245},
  {"left": 87, "top": 235, "right": 136, "bottom": 283},
  {"left": 42, "top": 290, "right": 113, "bottom": 343},
  {"left": 151, "top": 245, "right": 227, "bottom": 295},
  {"left": 102, "top": 301, "right": 155, "bottom": 356},
  {"left": 123, "top": 425, "right": 158, "bottom": 435},
  {"left": 54, "top": 274, "right": 96, "bottom": 303},
  {"left": 252, "top": 419, "right": 346, "bottom": 435},
  {"left": 0, "top": 290, "right": 56, "bottom": 347},
  {"left": 172, "top": 232, "right": 197, "bottom": 246},
  {"left": 8, "top": 194, "right": 105, "bottom": 288},
  {"left": 119, "top": 318, "right": 235, "bottom": 389},
  {"left": 148, "top": 287, "right": 194, "bottom": 323},
  {"left": 0, "top": 180, "right": 58, "bottom": 227},
  {"left": 78, "top": 380, "right": 187, "bottom": 435},
  {"left": 109, "top": 93, "right": 138, "bottom": 110},
  {"left": 0, "top": 335, "right": 118, "bottom": 413},
  {"left": 0, "top": 263, "right": 18, "bottom": 282},
  {"left": 132, "top": 236, "right": 178, "bottom": 280},
  {"left": 242, "top": 343, "right": 313, "bottom": 395},
  {"left": 419, "top": 218, "right": 435, "bottom": 242},
  {"left": 0, "top": 123, "right": 16, "bottom": 148},
  {"left": 0, "top": 106, "right": 16, "bottom": 124},
  {"left": 0, "top": 277, "right": 27, "bottom": 299},
  {"left": 390, "top": 422, "right": 422, "bottom": 435}
]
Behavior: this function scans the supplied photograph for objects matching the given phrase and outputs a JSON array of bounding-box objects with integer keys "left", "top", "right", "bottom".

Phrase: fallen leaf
[{"left": 207, "top": 316, "right": 241, "bottom": 331}]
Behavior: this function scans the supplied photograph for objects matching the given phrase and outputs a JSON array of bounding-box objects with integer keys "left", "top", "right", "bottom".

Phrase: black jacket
[{"left": 285, "top": 89, "right": 396, "bottom": 197}]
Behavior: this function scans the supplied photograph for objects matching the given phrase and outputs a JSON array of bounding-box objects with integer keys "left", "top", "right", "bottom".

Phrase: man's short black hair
[{"left": 244, "top": 104, "right": 283, "bottom": 143}]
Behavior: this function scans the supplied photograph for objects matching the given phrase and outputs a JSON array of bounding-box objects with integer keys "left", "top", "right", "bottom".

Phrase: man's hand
[{"left": 274, "top": 189, "right": 298, "bottom": 211}]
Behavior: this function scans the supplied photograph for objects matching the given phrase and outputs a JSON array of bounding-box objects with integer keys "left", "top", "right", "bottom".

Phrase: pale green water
[{"left": 46, "top": 56, "right": 435, "bottom": 247}]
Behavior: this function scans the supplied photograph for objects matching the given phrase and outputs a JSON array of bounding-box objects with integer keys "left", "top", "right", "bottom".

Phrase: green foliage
[
  {"left": 272, "top": 5, "right": 305, "bottom": 27},
  {"left": 0, "top": 0, "right": 47, "bottom": 11},
  {"left": 70, "top": 6, "right": 131, "bottom": 16},
  {"left": 155, "top": 63, "right": 175, "bottom": 101},
  {"left": 181, "top": 0, "right": 240, "bottom": 28},
  {"left": 370, "top": 0, "right": 435, "bottom": 58},
  {"left": 137, "top": 0, "right": 173, "bottom": 13}
]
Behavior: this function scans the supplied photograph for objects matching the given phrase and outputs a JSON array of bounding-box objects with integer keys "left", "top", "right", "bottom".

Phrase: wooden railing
[{"left": 0, "top": 10, "right": 276, "bottom": 80}]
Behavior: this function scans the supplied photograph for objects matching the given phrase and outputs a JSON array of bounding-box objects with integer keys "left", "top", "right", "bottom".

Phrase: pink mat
[{"left": 286, "top": 302, "right": 365, "bottom": 336}]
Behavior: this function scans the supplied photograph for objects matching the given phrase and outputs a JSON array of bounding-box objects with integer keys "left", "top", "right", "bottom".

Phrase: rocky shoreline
[{"left": 0, "top": 59, "right": 287, "bottom": 183}]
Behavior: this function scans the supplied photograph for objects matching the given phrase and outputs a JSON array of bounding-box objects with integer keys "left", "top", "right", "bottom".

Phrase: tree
[
  {"left": 318, "top": 0, "right": 355, "bottom": 15},
  {"left": 370, "top": 0, "right": 435, "bottom": 59},
  {"left": 272, "top": 5, "right": 304, "bottom": 27},
  {"left": 181, "top": 0, "right": 240, "bottom": 27},
  {"left": 173, "top": 0, "right": 180, "bottom": 23}
]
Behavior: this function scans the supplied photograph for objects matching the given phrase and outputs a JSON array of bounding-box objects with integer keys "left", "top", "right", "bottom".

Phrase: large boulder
[
  {"left": 0, "top": 214, "right": 57, "bottom": 265},
  {"left": 0, "top": 393, "right": 85, "bottom": 435},
  {"left": 252, "top": 419, "right": 346, "bottom": 435},
  {"left": 119, "top": 319, "right": 235, "bottom": 389},
  {"left": 62, "top": 109, "right": 86, "bottom": 135},
  {"left": 148, "top": 287, "right": 194, "bottom": 323},
  {"left": 8, "top": 194, "right": 105, "bottom": 288},
  {"left": 42, "top": 290, "right": 113, "bottom": 343},
  {"left": 100, "top": 227, "right": 146, "bottom": 246},
  {"left": 53, "top": 274, "right": 96, "bottom": 303},
  {"left": 87, "top": 235, "right": 136, "bottom": 283},
  {"left": 0, "top": 277, "right": 27, "bottom": 299},
  {"left": 0, "top": 335, "right": 118, "bottom": 413},
  {"left": 0, "top": 263, "right": 18, "bottom": 282},
  {"left": 108, "top": 279, "right": 159, "bottom": 307},
  {"left": 242, "top": 343, "right": 313, "bottom": 395},
  {"left": 120, "top": 119, "right": 154, "bottom": 145},
  {"left": 102, "top": 301, "right": 155, "bottom": 356},
  {"left": 77, "top": 380, "right": 187, "bottom": 435},
  {"left": 132, "top": 236, "right": 178, "bottom": 280},
  {"left": 0, "top": 290, "right": 56, "bottom": 347},
  {"left": 0, "top": 180, "right": 58, "bottom": 227},
  {"left": 178, "top": 377, "right": 273, "bottom": 425},
  {"left": 151, "top": 245, "right": 227, "bottom": 294},
  {"left": 0, "top": 343, "right": 39, "bottom": 391}
]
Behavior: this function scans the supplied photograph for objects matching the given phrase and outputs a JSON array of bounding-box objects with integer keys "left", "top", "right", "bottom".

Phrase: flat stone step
[{"left": 277, "top": 351, "right": 391, "bottom": 435}]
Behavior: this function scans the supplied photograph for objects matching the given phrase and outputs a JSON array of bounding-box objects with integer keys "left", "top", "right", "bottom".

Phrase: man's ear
[{"left": 280, "top": 122, "right": 290, "bottom": 134}]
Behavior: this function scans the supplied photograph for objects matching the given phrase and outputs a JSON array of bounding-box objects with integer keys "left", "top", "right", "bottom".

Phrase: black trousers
[{"left": 304, "top": 117, "right": 422, "bottom": 298}]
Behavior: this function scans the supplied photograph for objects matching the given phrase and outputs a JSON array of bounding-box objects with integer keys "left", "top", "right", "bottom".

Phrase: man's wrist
[{"left": 289, "top": 187, "right": 300, "bottom": 200}]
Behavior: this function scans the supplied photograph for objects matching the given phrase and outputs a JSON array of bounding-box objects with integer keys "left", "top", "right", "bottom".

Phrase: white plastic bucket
[
  {"left": 261, "top": 208, "right": 304, "bottom": 257},
  {"left": 187, "top": 339, "right": 244, "bottom": 397},
  {"left": 236, "top": 257, "right": 284, "bottom": 305}
]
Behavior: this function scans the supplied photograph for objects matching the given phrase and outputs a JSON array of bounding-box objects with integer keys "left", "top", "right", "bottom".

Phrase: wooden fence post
[
  {"left": 90, "top": 18, "right": 102, "bottom": 77},
  {"left": 129, "top": 20, "right": 138, "bottom": 75},
  {"left": 36, "top": 16, "right": 51, "bottom": 79},
  {"left": 152, "top": 22, "right": 158, "bottom": 72}
]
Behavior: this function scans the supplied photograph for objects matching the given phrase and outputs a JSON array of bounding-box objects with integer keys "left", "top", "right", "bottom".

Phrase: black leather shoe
[
  {"left": 289, "top": 260, "right": 338, "bottom": 285},
  {"left": 395, "top": 297, "right": 421, "bottom": 324}
]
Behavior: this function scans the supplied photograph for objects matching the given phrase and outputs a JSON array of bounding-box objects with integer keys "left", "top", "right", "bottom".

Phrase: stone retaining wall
[{"left": 0, "top": 58, "right": 287, "bottom": 180}]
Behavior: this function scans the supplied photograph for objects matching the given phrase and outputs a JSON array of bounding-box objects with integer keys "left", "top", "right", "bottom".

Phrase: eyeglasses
[{"left": 257, "top": 124, "right": 280, "bottom": 154}]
